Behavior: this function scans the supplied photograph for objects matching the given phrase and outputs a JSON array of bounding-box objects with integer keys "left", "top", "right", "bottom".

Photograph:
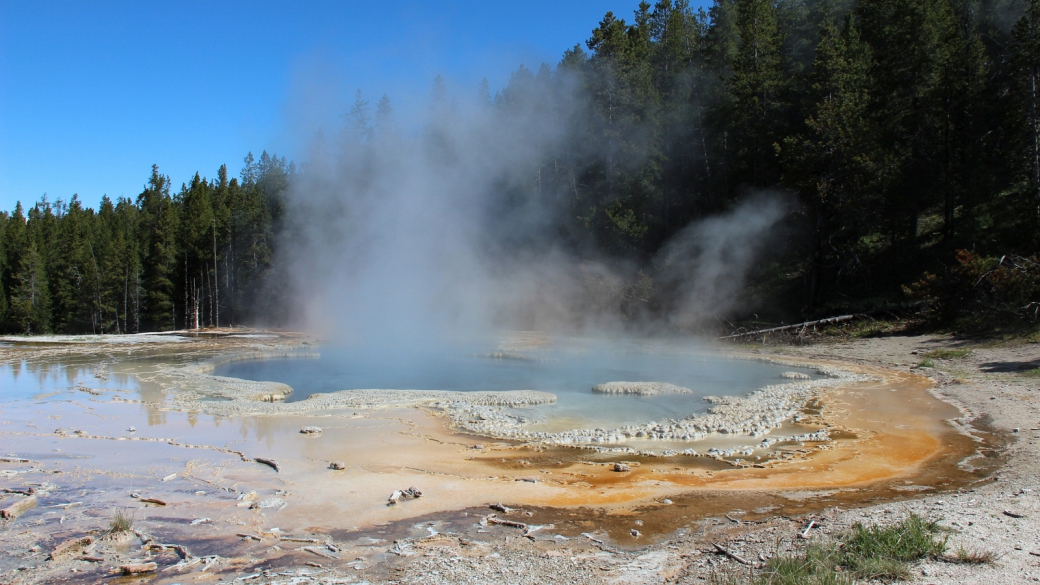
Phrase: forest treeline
[
  {"left": 0, "top": 154, "right": 289, "bottom": 333},
  {"left": 2, "top": 0, "right": 1040, "bottom": 334}
]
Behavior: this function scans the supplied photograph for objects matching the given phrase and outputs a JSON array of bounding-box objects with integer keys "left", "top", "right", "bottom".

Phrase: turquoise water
[{"left": 214, "top": 340, "right": 817, "bottom": 428}]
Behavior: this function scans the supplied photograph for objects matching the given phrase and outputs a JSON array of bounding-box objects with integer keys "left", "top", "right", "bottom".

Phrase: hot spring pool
[{"left": 213, "top": 340, "right": 820, "bottom": 430}]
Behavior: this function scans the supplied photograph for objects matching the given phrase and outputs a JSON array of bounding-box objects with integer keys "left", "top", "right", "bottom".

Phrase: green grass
[
  {"left": 708, "top": 514, "right": 947, "bottom": 584},
  {"left": 109, "top": 509, "right": 134, "bottom": 534},
  {"left": 917, "top": 358, "right": 935, "bottom": 368},
  {"left": 837, "top": 515, "right": 948, "bottom": 580},
  {"left": 922, "top": 348, "right": 973, "bottom": 359},
  {"left": 758, "top": 544, "right": 855, "bottom": 585}
]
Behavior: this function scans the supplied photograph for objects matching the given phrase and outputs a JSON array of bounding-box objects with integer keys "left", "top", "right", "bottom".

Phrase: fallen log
[
  {"left": 118, "top": 562, "right": 158, "bottom": 574},
  {"left": 1, "top": 495, "right": 37, "bottom": 519},
  {"left": 145, "top": 543, "right": 192, "bottom": 559},
  {"left": 130, "top": 492, "right": 167, "bottom": 506},
  {"left": 302, "top": 546, "right": 336, "bottom": 559},
  {"left": 713, "top": 542, "right": 753, "bottom": 566},
  {"left": 582, "top": 532, "right": 605, "bottom": 545},
  {"left": 0, "top": 457, "right": 32, "bottom": 463},
  {"left": 49, "top": 536, "right": 96, "bottom": 561},
  {"left": 161, "top": 557, "right": 203, "bottom": 573},
  {"left": 254, "top": 458, "right": 279, "bottom": 472},
  {"left": 486, "top": 514, "right": 528, "bottom": 530},
  {"left": 717, "top": 315, "right": 858, "bottom": 340}
]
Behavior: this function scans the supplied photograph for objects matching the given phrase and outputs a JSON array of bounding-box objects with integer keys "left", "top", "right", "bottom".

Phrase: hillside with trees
[{"left": 1, "top": 0, "right": 1038, "bottom": 334}]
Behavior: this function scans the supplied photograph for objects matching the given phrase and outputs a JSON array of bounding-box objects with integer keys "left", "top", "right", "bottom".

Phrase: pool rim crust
[{"left": 171, "top": 344, "right": 872, "bottom": 461}]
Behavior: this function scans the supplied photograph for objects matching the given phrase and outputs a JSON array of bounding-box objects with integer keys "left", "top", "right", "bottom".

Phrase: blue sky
[{"left": 0, "top": 1, "right": 704, "bottom": 213}]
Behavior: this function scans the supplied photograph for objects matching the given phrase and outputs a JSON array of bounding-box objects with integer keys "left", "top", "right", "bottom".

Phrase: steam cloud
[
  {"left": 278, "top": 74, "right": 786, "bottom": 345},
  {"left": 658, "top": 195, "right": 787, "bottom": 330}
]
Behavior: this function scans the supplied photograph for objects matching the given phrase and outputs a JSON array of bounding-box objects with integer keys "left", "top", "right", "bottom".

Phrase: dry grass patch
[
  {"left": 109, "top": 509, "right": 134, "bottom": 534},
  {"left": 952, "top": 545, "right": 998, "bottom": 565}
]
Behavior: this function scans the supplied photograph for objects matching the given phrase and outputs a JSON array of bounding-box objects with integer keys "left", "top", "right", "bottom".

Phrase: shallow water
[
  {"left": 214, "top": 340, "right": 819, "bottom": 429},
  {"left": 0, "top": 359, "right": 141, "bottom": 403}
]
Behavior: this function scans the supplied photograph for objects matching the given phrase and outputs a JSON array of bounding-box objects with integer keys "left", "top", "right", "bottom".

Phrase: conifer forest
[{"left": 3, "top": 0, "right": 1040, "bottom": 335}]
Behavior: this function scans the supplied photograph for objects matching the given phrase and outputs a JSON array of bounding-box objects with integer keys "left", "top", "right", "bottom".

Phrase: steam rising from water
[
  {"left": 279, "top": 75, "right": 785, "bottom": 344},
  {"left": 659, "top": 195, "right": 787, "bottom": 330}
]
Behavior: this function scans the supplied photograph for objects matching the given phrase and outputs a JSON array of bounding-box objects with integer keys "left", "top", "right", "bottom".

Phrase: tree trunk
[{"left": 213, "top": 220, "right": 219, "bottom": 328}]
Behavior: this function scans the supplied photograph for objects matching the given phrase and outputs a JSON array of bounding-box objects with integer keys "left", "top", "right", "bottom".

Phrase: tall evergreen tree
[
  {"left": 727, "top": 0, "right": 786, "bottom": 188},
  {"left": 780, "top": 15, "right": 877, "bottom": 309},
  {"left": 137, "top": 165, "right": 178, "bottom": 331},
  {"left": 1013, "top": 0, "right": 1040, "bottom": 237},
  {"left": 10, "top": 237, "right": 49, "bottom": 334}
]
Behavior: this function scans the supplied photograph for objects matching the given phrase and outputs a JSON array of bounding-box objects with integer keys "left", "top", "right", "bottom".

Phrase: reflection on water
[
  {"left": 215, "top": 340, "right": 819, "bottom": 429},
  {"left": 0, "top": 359, "right": 140, "bottom": 403}
]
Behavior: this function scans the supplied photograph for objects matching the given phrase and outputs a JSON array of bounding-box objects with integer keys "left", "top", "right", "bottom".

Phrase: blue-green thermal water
[{"left": 214, "top": 341, "right": 818, "bottom": 429}]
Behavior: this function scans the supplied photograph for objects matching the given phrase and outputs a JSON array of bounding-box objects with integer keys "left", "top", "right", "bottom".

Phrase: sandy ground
[{"left": 0, "top": 331, "right": 1035, "bottom": 584}]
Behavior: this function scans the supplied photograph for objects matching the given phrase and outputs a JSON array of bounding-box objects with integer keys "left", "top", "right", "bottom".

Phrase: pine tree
[
  {"left": 177, "top": 172, "right": 215, "bottom": 329},
  {"left": 47, "top": 196, "right": 94, "bottom": 333},
  {"left": 780, "top": 15, "right": 877, "bottom": 309},
  {"left": 375, "top": 94, "right": 394, "bottom": 136},
  {"left": 345, "top": 90, "right": 373, "bottom": 144},
  {"left": 856, "top": 0, "right": 959, "bottom": 243},
  {"left": 1013, "top": 0, "right": 1040, "bottom": 236},
  {"left": 582, "top": 7, "right": 663, "bottom": 250},
  {"left": 94, "top": 196, "right": 124, "bottom": 333},
  {"left": 0, "top": 211, "right": 9, "bottom": 325},
  {"left": 727, "top": 0, "right": 786, "bottom": 188},
  {"left": 10, "top": 238, "right": 49, "bottom": 334},
  {"left": 137, "top": 165, "right": 178, "bottom": 331}
]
